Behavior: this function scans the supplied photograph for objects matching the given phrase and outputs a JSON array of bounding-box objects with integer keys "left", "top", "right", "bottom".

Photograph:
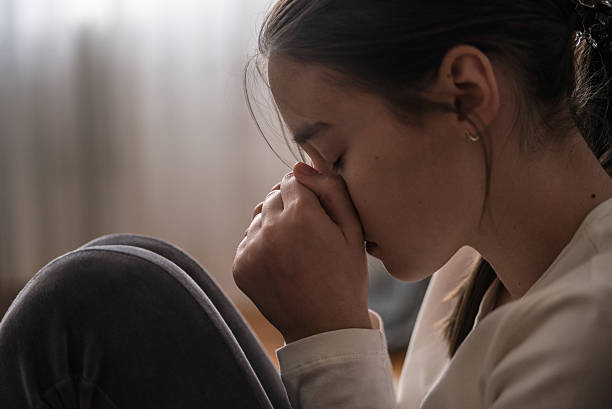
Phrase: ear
[{"left": 430, "top": 45, "right": 500, "bottom": 132}]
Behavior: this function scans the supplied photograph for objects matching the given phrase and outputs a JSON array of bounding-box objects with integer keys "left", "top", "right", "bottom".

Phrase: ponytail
[
  {"left": 438, "top": 257, "right": 496, "bottom": 357},
  {"left": 572, "top": 11, "right": 612, "bottom": 174}
]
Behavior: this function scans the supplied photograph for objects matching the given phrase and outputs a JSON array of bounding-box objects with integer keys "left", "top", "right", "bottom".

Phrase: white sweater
[{"left": 275, "top": 197, "right": 612, "bottom": 408}]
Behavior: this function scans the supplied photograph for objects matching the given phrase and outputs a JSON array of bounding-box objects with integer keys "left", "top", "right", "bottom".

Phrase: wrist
[{"left": 283, "top": 316, "right": 373, "bottom": 344}]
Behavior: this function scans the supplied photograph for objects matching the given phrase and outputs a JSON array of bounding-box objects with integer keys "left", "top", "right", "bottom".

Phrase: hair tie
[{"left": 573, "top": 0, "right": 612, "bottom": 53}]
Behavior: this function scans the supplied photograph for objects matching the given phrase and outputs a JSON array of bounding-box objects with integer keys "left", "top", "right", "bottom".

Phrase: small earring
[{"left": 465, "top": 129, "right": 479, "bottom": 142}]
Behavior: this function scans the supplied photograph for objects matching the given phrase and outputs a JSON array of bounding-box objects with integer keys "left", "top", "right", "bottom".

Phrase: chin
[
  {"left": 379, "top": 256, "right": 434, "bottom": 283},
  {"left": 383, "top": 245, "right": 479, "bottom": 283}
]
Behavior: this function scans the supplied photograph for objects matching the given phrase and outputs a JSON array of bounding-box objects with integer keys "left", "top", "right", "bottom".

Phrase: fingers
[
  {"left": 262, "top": 189, "right": 283, "bottom": 216},
  {"left": 297, "top": 144, "right": 363, "bottom": 239},
  {"left": 243, "top": 181, "right": 282, "bottom": 244},
  {"left": 279, "top": 171, "right": 318, "bottom": 209},
  {"left": 251, "top": 182, "right": 282, "bottom": 219},
  {"left": 243, "top": 212, "right": 262, "bottom": 242},
  {"left": 252, "top": 202, "right": 264, "bottom": 219},
  {"left": 292, "top": 161, "right": 364, "bottom": 242},
  {"left": 247, "top": 157, "right": 365, "bottom": 246},
  {"left": 277, "top": 141, "right": 333, "bottom": 210}
]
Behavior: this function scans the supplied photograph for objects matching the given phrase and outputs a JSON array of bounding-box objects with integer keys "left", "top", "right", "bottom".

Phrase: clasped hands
[{"left": 232, "top": 144, "right": 372, "bottom": 344}]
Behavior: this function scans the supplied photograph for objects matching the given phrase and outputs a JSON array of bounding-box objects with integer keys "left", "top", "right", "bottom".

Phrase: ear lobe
[{"left": 438, "top": 45, "right": 500, "bottom": 130}]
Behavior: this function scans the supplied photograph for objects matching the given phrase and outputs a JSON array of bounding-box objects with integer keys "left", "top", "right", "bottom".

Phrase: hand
[{"left": 232, "top": 144, "right": 372, "bottom": 343}]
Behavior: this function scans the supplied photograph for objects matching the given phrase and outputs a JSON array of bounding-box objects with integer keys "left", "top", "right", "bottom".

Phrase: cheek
[
  {"left": 343, "top": 148, "right": 477, "bottom": 280},
  {"left": 342, "top": 163, "right": 400, "bottom": 238},
  {"left": 341, "top": 172, "right": 375, "bottom": 233}
]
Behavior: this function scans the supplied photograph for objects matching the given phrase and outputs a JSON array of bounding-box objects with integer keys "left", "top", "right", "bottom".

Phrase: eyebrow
[{"left": 291, "top": 121, "right": 332, "bottom": 144}]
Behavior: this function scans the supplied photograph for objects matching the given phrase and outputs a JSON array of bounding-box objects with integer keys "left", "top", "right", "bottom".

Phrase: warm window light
[{"left": 14, "top": 0, "right": 240, "bottom": 35}]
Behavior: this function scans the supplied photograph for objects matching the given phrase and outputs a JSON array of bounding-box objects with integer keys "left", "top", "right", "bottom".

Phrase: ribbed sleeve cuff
[{"left": 275, "top": 309, "right": 389, "bottom": 374}]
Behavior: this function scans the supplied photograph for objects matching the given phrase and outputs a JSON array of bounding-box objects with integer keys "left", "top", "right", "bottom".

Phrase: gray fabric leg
[
  {"left": 80, "top": 233, "right": 292, "bottom": 408},
  {"left": 0, "top": 236, "right": 292, "bottom": 409}
]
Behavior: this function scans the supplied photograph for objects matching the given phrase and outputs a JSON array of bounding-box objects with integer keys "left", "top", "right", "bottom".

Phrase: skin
[{"left": 233, "top": 45, "right": 612, "bottom": 342}]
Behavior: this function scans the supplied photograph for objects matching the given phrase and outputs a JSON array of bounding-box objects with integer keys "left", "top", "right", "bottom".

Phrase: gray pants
[{"left": 0, "top": 234, "right": 293, "bottom": 409}]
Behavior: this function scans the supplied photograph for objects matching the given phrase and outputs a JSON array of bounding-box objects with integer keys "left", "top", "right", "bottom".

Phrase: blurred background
[{"left": 0, "top": 0, "right": 428, "bottom": 388}]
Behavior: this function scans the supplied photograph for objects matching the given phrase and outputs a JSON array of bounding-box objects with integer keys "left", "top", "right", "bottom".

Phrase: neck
[{"left": 468, "top": 129, "right": 612, "bottom": 302}]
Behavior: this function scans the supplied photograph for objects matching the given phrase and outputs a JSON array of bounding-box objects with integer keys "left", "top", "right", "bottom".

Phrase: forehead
[{"left": 267, "top": 57, "right": 369, "bottom": 124}]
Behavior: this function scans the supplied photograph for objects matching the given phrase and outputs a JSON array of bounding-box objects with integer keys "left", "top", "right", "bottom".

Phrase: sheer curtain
[
  {"left": 0, "top": 0, "right": 291, "bottom": 306},
  {"left": 0, "top": 2, "right": 427, "bottom": 350}
]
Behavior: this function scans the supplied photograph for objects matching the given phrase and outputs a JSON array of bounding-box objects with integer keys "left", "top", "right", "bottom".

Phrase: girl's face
[{"left": 268, "top": 57, "right": 487, "bottom": 282}]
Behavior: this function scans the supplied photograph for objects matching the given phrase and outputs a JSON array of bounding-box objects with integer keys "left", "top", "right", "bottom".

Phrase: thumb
[{"left": 293, "top": 161, "right": 364, "bottom": 242}]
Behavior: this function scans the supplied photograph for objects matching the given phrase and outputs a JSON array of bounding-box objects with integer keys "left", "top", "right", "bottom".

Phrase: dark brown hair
[{"left": 243, "top": 0, "right": 612, "bottom": 357}]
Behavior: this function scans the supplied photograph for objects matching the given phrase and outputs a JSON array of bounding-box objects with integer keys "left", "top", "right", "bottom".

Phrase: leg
[
  {"left": 79, "top": 233, "right": 291, "bottom": 408},
  {"left": 0, "top": 237, "right": 292, "bottom": 409}
]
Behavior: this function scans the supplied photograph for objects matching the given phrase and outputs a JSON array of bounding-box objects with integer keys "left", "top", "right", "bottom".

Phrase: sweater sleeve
[{"left": 275, "top": 309, "right": 398, "bottom": 409}]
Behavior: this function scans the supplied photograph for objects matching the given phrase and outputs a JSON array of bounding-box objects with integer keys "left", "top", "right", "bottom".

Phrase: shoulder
[
  {"left": 489, "top": 205, "right": 612, "bottom": 351},
  {"left": 476, "top": 246, "right": 612, "bottom": 407},
  {"left": 444, "top": 202, "right": 612, "bottom": 407},
  {"left": 486, "top": 238, "right": 612, "bottom": 354}
]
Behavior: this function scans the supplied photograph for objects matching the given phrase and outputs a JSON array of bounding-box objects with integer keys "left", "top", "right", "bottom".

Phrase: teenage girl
[
  {"left": 233, "top": 0, "right": 612, "bottom": 408},
  {"left": 2, "top": 1, "right": 611, "bottom": 408}
]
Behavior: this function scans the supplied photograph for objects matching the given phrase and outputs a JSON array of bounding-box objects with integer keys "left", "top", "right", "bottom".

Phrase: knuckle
[
  {"left": 282, "top": 171, "right": 295, "bottom": 182},
  {"left": 265, "top": 189, "right": 280, "bottom": 199},
  {"left": 290, "top": 200, "right": 313, "bottom": 223},
  {"left": 290, "top": 197, "right": 307, "bottom": 212},
  {"left": 256, "top": 225, "right": 281, "bottom": 254},
  {"left": 232, "top": 258, "right": 246, "bottom": 286},
  {"left": 232, "top": 237, "right": 264, "bottom": 290},
  {"left": 252, "top": 212, "right": 262, "bottom": 225},
  {"left": 247, "top": 213, "right": 262, "bottom": 233},
  {"left": 233, "top": 270, "right": 248, "bottom": 290},
  {"left": 251, "top": 202, "right": 263, "bottom": 217},
  {"left": 259, "top": 221, "right": 279, "bottom": 241}
]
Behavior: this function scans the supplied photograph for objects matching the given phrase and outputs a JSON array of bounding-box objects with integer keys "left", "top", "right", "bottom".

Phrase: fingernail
[{"left": 295, "top": 163, "right": 319, "bottom": 176}]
